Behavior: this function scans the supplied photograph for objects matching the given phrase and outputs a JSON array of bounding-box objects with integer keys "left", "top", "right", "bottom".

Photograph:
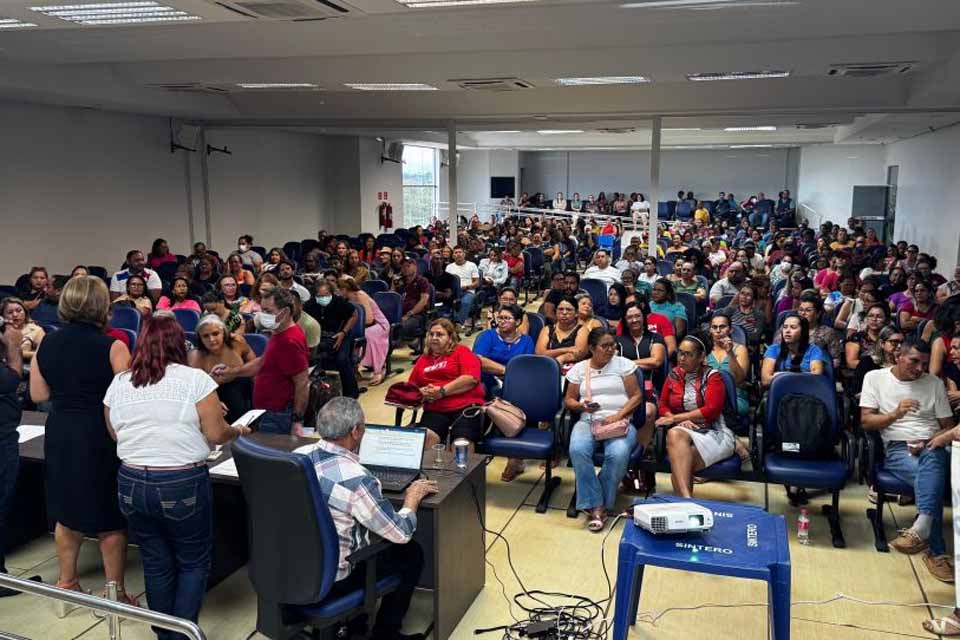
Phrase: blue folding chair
[
  {"left": 110, "top": 306, "right": 141, "bottom": 333},
  {"left": 185, "top": 331, "right": 198, "bottom": 348},
  {"left": 361, "top": 280, "right": 389, "bottom": 297},
  {"left": 231, "top": 438, "right": 404, "bottom": 640},
  {"left": 526, "top": 312, "right": 546, "bottom": 343},
  {"left": 245, "top": 333, "right": 269, "bottom": 358},
  {"left": 579, "top": 278, "right": 608, "bottom": 318},
  {"left": 864, "top": 430, "right": 917, "bottom": 552},
  {"left": 656, "top": 261, "right": 674, "bottom": 277},
  {"left": 173, "top": 309, "right": 201, "bottom": 332},
  {"left": 598, "top": 235, "right": 616, "bottom": 252},
  {"left": 477, "top": 355, "right": 563, "bottom": 513},
  {"left": 730, "top": 324, "right": 747, "bottom": 346},
  {"left": 761, "top": 373, "right": 855, "bottom": 548},
  {"left": 676, "top": 292, "right": 698, "bottom": 330},
  {"left": 373, "top": 291, "right": 404, "bottom": 378},
  {"left": 114, "top": 328, "right": 137, "bottom": 352}
]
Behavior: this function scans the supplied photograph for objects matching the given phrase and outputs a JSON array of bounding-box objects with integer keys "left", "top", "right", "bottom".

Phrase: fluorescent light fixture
[
  {"left": 537, "top": 130, "right": 584, "bottom": 135},
  {"left": 729, "top": 144, "right": 774, "bottom": 148},
  {"left": 663, "top": 127, "right": 702, "bottom": 131},
  {"left": 0, "top": 18, "right": 37, "bottom": 27},
  {"left": 59, "top": 11, "right": 189, "bottom": 19},
  {"left": 399, "top": 0, "right": 539, "bottom": 7},
  {"left": 488, "top": 130, "right": 522, "bottom": 133},
  {"left": 32, "top": 1, "right": 155, "bottom": 8},
  {"left": 80, "top": 15, "right": 198, "bottom": 22},
  {"left": 237, "top": 83, "right": 320, "bottom": 89},
  {"left": 622, "top": 0, "right": 742, "bottom": 7},
  {"left": 31, "top": 1, "right": 200, "bottom": 23},
  {"left": 344, "top": 83, "right": 437, "bottom": 91},
  {"left": 688, "top": 70, "right": 790, "bottom": 81},
  {"left": 555, "top": 76, "right": 650, "bottom": 86},
  {"left": 724, "top": 126, "right": 777, "bottom": 132}
]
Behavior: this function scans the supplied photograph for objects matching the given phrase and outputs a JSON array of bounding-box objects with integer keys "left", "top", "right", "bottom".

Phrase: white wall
[
  {"left": 519, "top": 148, "right": 798, "bottom": 204},
  {"left": 796, "top": 144, "right": 886, "bottom": 228},
  {"left": 884, "top": 125, "right": 960, "bottom": 265},
  {"left": 357, "top": 137, "right": 404, "bottom": 233},
  {"left": 440, "top": 149, "right": 520, "bottom": 221}
]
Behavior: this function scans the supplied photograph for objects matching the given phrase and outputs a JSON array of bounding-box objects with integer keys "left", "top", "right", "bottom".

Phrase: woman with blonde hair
[{"left": 30, "top": 276, "right": 135, "bottom": 612}]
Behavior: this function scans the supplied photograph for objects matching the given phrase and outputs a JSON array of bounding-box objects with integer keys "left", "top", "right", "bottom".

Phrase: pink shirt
[{"left": 156, "top": 297, "right": 201, "bottom": 313}]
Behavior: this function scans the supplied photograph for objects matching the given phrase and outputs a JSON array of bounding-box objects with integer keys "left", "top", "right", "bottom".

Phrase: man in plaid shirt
[{"left": 296, "top": 397, "right": 437, "bottom": 640}]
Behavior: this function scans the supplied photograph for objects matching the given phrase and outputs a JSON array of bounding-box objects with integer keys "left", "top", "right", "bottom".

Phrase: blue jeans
[
  {"left": 0, "top": 432, "right": 19, "bottom": 573},
  {"left": 118, "top": 465, "right": 212, "bottom": 640},
  {"left": 456, "top": 291, "right": 476, "bottom": 324},
  {"left": 258, "top": 407, "right": 292, "bottom": 434},
  {"left": 884, "top": 442, "right": 950, "bottom": 556},
  {"left": 569, "top": 419, "right": 636, "bottom": 511}
]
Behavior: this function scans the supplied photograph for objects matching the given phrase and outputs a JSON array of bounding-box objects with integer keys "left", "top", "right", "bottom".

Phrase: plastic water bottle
[{"left": 797, "top": 508, "right": 810, "bottom": 545}]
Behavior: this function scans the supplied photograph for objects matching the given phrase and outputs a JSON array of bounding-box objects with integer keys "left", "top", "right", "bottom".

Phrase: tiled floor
[{"left": 2, "top": 314, "right": 955, "bottom": 639}]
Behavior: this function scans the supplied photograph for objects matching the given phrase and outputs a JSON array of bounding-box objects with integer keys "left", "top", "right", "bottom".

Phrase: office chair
[{"left": 232, "top": 438, "right": 403, "bottom": 640}]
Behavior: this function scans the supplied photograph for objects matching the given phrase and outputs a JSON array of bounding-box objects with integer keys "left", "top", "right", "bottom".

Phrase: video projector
[{"left": 633, "top": 502, "right": 714, "bottom": 535}]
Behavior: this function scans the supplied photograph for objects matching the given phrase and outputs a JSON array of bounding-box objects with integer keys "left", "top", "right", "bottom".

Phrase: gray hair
[{"left": 317, "top": 397, "right": 365, "bottom": 439}]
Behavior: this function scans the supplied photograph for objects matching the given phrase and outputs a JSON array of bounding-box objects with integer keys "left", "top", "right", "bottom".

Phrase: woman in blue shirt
[
  {"left": 472, "top": 303, "right": 535, "bottom": 397},
  {"left": 649, "top": 278, "right": 687, "bottom": 336},
  {"left": 761, "top": 312, "right": 826, "bottom": 386}
]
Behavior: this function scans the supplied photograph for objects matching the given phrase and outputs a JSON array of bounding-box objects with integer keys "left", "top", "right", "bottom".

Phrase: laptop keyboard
[{"left": 371, "top": 469, "right": 413, "bottom": 488}]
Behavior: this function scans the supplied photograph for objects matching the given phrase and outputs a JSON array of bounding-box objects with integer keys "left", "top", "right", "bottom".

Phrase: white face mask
[
  {"left": 239, "top": 244, "right": 250, "bottom": 252},
  {"left": 258, "top": 311, "right": 278, "bottom": 330}
]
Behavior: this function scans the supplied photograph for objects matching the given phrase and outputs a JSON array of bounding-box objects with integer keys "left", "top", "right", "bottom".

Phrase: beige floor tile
[{"left": 5, "top": 534, "right": 58, "bottom": 575}]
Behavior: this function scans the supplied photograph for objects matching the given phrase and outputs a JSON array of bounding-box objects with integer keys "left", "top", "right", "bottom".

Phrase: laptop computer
[{"left": 359, "top": 426, "right": 427, "bottom": 492}]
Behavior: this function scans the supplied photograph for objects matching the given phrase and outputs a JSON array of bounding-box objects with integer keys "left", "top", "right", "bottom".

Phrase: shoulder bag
[{"left": 584, "top": 362, "right": 630, "bottom": 441}]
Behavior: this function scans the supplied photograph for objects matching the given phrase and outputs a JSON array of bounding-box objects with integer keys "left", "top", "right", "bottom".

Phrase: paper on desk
[
  {"left": 232, "top": 409, "right": 266, "bottom": 428},
  {"left": 210, "top": 457, "right": 239, "bottom": 478},
  {"left": 17, "top": 424, "right": 45, "bottom": 444}
]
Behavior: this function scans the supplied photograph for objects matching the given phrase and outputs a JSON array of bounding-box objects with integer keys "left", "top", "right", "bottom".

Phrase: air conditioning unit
[
  {"left": 439, "top": 150, "right": 460, "bottom": 168},
  {"left": 211, "top": 0, "right": 356, "bottom": 20},
  {"left": 380, "top": 141, "right": 404, "bottom": 164},
  {"left": 451, "top": 77, "right": 535, "bottom": 92},
  {"left": 827, "top": 62, "right": 916, "bottom": 78}
]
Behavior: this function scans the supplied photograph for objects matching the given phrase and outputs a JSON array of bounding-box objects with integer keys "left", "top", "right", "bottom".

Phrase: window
[{"left": 402, "top": 145, "right": 438, "bottom": 227}]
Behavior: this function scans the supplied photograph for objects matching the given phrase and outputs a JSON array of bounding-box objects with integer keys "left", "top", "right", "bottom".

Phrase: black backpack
[{"left": 775, "top": 393, "right": 834, "bottom": 458}]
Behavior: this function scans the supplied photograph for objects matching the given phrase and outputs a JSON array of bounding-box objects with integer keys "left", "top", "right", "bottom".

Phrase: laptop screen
[{"left": 359, "top": 426, "right": 426, "bottom": 471}]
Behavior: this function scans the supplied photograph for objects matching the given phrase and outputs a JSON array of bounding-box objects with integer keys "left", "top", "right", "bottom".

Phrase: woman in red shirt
[{"left": 407, "top": 319, "right": 486, "bottom": 446}]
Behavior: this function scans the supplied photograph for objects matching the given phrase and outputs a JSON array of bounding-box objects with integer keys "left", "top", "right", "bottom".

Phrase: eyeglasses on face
[{"left": 596, "top": 342, "right": 617, "bottom": 350}]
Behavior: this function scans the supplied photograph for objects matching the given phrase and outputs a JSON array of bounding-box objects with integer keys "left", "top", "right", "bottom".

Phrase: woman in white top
[
  {"left": 103, "top": 313, "right": 250, "bottom": 633},
  {"left": 553, "top": 192, "right": 567, "bottom": 212},
  {"left": 630, "top": 193, "right": 651, "bottom": 230},
  {"left": 564, "top": 327, "right": 643, "bottom": 532},
  {"left": 637, "top": 258, "right": 661, "bottom": 288}
]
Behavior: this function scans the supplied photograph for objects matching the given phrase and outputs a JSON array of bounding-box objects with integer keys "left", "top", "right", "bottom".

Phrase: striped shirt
[{"left": 295, "top": 439, "right": 417, "bottom": 580}]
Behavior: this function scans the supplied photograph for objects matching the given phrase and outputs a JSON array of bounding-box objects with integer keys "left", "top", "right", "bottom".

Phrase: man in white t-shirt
[
  {"left": 860, "top": 337, "right": 955, "bottom": 582},
  {"left": 445, "top": 246, "right": 480, "bottom": 327},
  {"left": 109, "top": 249, "right": 162, "bottom": 301},
  {"left": 582, "top": 250, "right": 622, "bottom": 290}
]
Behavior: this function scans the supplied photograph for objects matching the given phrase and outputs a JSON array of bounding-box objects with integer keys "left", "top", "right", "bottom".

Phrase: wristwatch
[
  {"left": 439, "top": 387, "right": 447, "bottom": 398},
  {"left": 291, "top": 413, "right": 304, "bottom": 423}
]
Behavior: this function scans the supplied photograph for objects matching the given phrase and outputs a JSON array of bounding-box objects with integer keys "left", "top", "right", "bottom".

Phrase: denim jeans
[
  {"left": 568, "top": 419, "right": 636, "bottom": 511},
  {"left": 258, "top": 407, "right": 292, "bottom": 435},
  {"left": 884, "top": 441, "right": 950, "bottom": 556},
  {"left": 455, "top": 291, "right": 476, "bottom": 324},
  {"left": 117, "top": 465, "right": 212, "bottom": 640},
  {"left": 0, "top": 432, "right": 19, "bottom": 573}
]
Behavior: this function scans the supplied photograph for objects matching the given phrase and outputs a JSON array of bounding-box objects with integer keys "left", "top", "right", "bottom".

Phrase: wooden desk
[{"left": 16, "top": 417, "right": 486, "bottom": 640}]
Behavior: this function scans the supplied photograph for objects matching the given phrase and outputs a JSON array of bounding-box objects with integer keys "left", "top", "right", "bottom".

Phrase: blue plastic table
[{"left": 612, "top": 496, "right": 791, "bottom": 640}]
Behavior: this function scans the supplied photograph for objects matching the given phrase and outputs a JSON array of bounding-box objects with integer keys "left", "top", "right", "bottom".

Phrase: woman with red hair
[{"left": 103, "top": 313, "right": 250, "bottom": 633}]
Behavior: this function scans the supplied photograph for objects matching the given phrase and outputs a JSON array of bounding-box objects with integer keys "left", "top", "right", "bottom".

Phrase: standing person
[
  {"left": 104, "top": 314, "right": 250, "bottom": 638},
  {"left": 338, "top": 278, "right": 390, "bottom": 387},
  {"left": 861, "top": 338, "right": 955, "bottom": 583},
  {"left": 304, "top": 280, "right": 360, "bottom": 399},
  {"left": 217, "top": 288, "right": 309, "bottom": 435},
  {"left": 445, "top": 246, "right": 480, "bottom": 330},
  {"left": 29, "top": 277, "right": 135, "bottom": 610},
  {"left": 564, "top": 327, "right": 643, "bottom": 531},
  {"left": 0, "top": 323, "right": 41, "bottom": 597}
]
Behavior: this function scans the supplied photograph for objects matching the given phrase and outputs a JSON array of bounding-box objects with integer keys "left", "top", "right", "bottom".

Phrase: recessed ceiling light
[
  {"left": 555, "top": 76, "right": 650, "bottom": 86},
  {"left": 724, "top": 126, "right": 777, "bottom": 132},
  {"left": 344, "top": 83, "right": 437, "bottom": 91},
  {"left": 398, "top": 0, "right": 538, "bottom": 7},
  {"left": 31, "top": 1, "right": 200, "bottom": 24},
  {"left": 0, "top": 17, "right": 38, "bottom": 27},
  {"left": 729, "top": 144, "right": 774, "bottom": 148},
  {"left": 622, "top": 0, "right": 741, "bottom": 7},
  {"left": 487, "top": 130, "right": 522, "bottom": 133},
  {"left": 537, "top": 130, "right": 584, "bottom": 135},
  {"left": 688, "top": 70, "right": 790, "bottom": 81},
  {"left": 237, "top": 83, "right": 321, "bottom": 89}
]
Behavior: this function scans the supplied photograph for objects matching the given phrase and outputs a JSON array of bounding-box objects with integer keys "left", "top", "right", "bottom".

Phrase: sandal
[
  {"left": 587, "top": 509, "right": 607, "bottom": 532},
  {"left": 500, "top": 459, "right": 525, "bottom": 482},
  {"left": 923, "top": 614, "right": 960, "bottom": 636},
  {"left": 52, "top": 579, "right": 90, "bottom": 618},
  {"left": 92, "top": 586, "right": 139, "bottom": 619},
  {"left": 368, "top": 372, "right": 385, "bottom": 387}
]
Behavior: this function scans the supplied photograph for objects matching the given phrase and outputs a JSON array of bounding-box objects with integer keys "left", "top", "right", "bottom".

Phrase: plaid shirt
[{"left": 295, "top": 440, "right": 417, "bottom": 580}]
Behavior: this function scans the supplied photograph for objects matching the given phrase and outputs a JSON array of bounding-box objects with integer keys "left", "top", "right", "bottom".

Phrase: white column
[
  {"left": 648, "top": 116, "right": 662, "bottom": 259},
  {"left": 447, "top": 122, "right": 458, "bottom": 247}
]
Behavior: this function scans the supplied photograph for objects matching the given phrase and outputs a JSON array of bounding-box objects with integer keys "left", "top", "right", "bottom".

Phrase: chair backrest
[
  {"left": 87, "top": 266, "right": 109, "bottom": 283},
  {"left": 763, "top": 373, "right": 839, "bottom": 442},
  {"left": 775, "top": 309, "right": 791, "bottom": 330},
  {"left": 232, "top": 438, "right": 338, "bottom": 605},
  {"left": 716, "top": 295, "right": 734, "bottom": 310},
  {"left": 348, "top": 301, "right": 365, "bottom": 345},
  {"left": 656, "top": 261, "right": 674, "bottom": 276},
  {"left": 598, "top": 235, "right": 616, "bottom": 251},
  {"left": 729, "top": 324, "right": 747, "bottom": 346},
  {"left": 373, "top": 291, "right": 402, "bottom": 324},
  {"left": 579, "top": 278, "right": 607, "bottom": 318},
  {"left": 631, "top": 368, "right": 647, "bottom": 426},
  {"left": 185, "top": 331, "right": 198, "bottom": 348},
  {"left": 110, "top": 306, "right": 141, "bottom": 332},
  {"left": 173, "top": 309, "right": 201, "bottom": 332},
  {"left": 677, "top": 292, "right": 698, "bottom": 328},
  {"left": 521, "top": 250, "right": 534, "bottom": 277},
  {"left": 300, "top": 239, "right": 320, "bottom": 255},
  {"left": 501, "top": 355, "right": 561, "bottom": 423},
  {"left": 717, "top": 369, "right": 739, "bottom": 414},
  {"left": 283, "top": 242, "right": 302, "bottom": 262},
  {"left": 115, "top": 327, "right": 137, "bottom": 351},
  {"left": 526, "top": 312, "right": 545, "bottom": 342},
  {"left": 244, "top": 332, "right": 269, "bottom": 357},
  {"left": 526, "top": 247, "right": 544, "bottom": 270},
  {"left": 361, "top": 279, "right": 389, "bottom": 297}
]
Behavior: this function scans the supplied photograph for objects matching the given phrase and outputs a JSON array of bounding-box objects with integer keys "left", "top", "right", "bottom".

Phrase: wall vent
[
  {"left": 828, "top": 62, "right": 916, "bottom": 78},
  {"left": 451, "top": 77, "right": 535, "bottom": 91},
  {"left": 147, "top": 83, "right": 230, "bottom": 94}
]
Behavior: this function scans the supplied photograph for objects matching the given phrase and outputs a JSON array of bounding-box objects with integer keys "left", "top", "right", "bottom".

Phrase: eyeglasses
[
  {"left": 886, "top": 339, "right": 904, "bottom": 346},
  {"left": 677, "top": 349, "right": 698, "bottom": 359},
  {"left": 596, "top": 342, "right": 617, "bottom": 350}
]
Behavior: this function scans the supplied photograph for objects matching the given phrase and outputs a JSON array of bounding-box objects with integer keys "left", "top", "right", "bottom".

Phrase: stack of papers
[
  {"left": 210, "top": 457, "right": 239, "bottom": 478},
  {"left": 17, "top": 425, "right": 45, "bottom": 444}
]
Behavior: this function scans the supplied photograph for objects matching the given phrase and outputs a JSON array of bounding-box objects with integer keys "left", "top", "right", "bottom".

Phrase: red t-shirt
[
  {"left": 408, "top": 344, "right": 486, "bottom": 413},
  {"left": 814, "top": 269, "right": 840, "bottom": 292},
  {"left": 253, "top": 324, "right": 309, "bottom": 411},
  {"left": 614, "top": 312, "right": 674, "bottom": 340},
  {"left": 505, "top": 254, "right": 524, "bottom": 276},
  {"left": 105, "top": 328, "right": 130, "bottom": 349}
]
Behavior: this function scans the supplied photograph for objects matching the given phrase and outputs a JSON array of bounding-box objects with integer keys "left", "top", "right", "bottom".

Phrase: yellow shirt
[{"left": 694, "top": 208, "right": 710, "bottom": 223}]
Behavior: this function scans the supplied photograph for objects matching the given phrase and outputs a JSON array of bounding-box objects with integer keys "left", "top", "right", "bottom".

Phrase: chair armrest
[
  {"left": 347, "top": 535, "right": 393, "bottom": 617},
  {"left": 346, "top": 534, "right": 393, "bottom": 565},
  {"left": 864, "top": 431, "right": 882, "bottom": 486},
  {"left": 842, "top": 430, "right": 856, "bottom": 476},
  {"left": 653, "top": 425, "right": 668, "bottom": 463}
]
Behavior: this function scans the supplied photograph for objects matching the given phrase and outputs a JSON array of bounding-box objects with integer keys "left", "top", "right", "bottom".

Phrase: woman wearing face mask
[
  {"left": 157, "top": 277, "right": 201, "bottom": 313},
  {"left": 303, "top": 280, "right": 360, "bottom": 398},
  {"left": 761, "top": 313, "right": 827, "bottom": 386},
  {"left": 112, "top": 275, "right": 153, "bottom": 315},
  {"left": 660, "top": 333, "right": 742, "bottom": 498},
  {"left": 188, "top": 314, "right": 255, "bottom": 422},
  {"left": 337, "top": 277, "right": 390, "bottom": 386}
]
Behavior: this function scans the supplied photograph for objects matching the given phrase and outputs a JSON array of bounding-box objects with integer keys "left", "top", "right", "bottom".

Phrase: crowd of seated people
[{"left": 7, "top": 186, "right": 960, "bottom": 634}]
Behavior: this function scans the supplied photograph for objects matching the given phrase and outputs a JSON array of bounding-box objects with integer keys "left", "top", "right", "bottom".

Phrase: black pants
[
  {"left": 419, "top": 407, "right": 484, "bottom": 444},
  {"left": 400, "top": 314, "right": 426, "bottom": 342},
  {"left": 325, "top": 541, "right": 424, "bottom": 638},
  {"left": 0, "top": 432, "right": 18, "bottom": 573},
  {"left": 320, "top": 347, "right": 360, "bottom": 399}
]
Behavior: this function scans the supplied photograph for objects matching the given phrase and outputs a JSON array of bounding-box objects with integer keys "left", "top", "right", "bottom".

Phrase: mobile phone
[{"left": 585, "top": 401, "right": 601, "bottom": 410}]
